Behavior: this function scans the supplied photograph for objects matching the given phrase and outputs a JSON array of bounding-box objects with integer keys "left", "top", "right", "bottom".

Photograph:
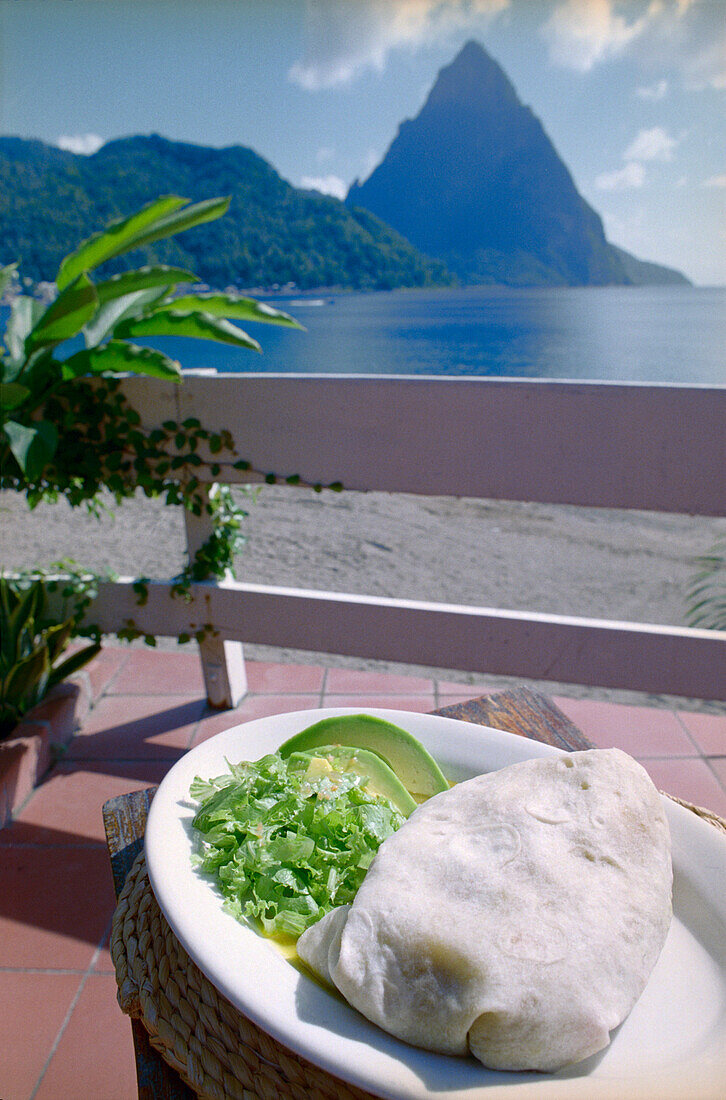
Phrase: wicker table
[{"left": 102, "top": 687, "right": 724, "bottom": 1100}]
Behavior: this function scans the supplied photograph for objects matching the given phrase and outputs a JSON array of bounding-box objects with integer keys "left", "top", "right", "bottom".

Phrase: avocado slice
[
  {"left": 292, "top": 745, "right": 418, "bottom": 816},
  {"left": 279, "top": 714, "right": 449, "bottom": 800}
]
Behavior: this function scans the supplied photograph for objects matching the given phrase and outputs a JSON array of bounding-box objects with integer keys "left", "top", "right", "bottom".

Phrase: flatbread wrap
[{"left": 297, "top": 747, "right": 672, "bottom": 1072}]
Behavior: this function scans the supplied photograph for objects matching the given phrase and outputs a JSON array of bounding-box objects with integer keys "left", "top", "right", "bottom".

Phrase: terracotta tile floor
[{"left": 2, "top": 646, "right": 724, "bottom": 1100}]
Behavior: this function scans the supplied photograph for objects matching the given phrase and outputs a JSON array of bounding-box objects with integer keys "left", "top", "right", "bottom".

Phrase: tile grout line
[
  {"left": 95, "top": 649, "right": 132, "bottom": 704},
  {"left": 672, "top": 707, "right": 712, "bottom": 759},
  {"left": 0, "top": 965, "right": 91, "bottom": 974},
  {"left": 0, "top": 842, "right": 107, "bottom": 851},
  {"left": 319, "top": 667, "right": 329, "bottom": 708},
  {"left": 313, "top": 693, "right": 436, "bottom": 698},
  {"left": 634, "top": 752, "right": 719, "bottom": 759},
  {"left": 703, "top": 756, "right": 726, "bottom": 795},
  {"left": 28, "top": 926, "right": 111, "bottom": 1100}
]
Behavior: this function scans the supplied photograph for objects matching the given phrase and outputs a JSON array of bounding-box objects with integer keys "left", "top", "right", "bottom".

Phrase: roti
[{"left": 297, "top": 748, "right": 672, "bottom": 1072}]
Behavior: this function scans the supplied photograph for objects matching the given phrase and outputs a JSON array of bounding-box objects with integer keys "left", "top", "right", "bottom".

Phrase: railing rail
[
  {"left": 121, "top": 373, "right": 726, "bottom": 513},
  {"left": 90, "top": 373, "right": 726, "bottom": 703}
]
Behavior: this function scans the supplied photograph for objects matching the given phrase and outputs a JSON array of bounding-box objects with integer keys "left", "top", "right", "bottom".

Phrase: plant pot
[{"left": 0, "top": 679, "right": 90, "bottom": 828}]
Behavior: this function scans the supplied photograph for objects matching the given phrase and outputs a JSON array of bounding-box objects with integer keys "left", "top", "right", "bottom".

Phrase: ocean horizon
[{"left": 3, "top": 284, "right": 725, "bottom": 385}]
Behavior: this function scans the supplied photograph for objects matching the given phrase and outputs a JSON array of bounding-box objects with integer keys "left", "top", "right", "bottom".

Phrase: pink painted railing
[{"left": 88, "top": 374, "right": 726, "bottom": 704}]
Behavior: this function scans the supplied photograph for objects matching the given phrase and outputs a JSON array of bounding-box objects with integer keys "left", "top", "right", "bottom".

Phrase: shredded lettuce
[{"left": 190, "top": 750, "right": 406, "bottom": 938}]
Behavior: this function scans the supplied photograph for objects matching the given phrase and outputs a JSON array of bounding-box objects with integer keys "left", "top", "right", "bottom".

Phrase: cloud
[
  {"left": 702, "top": 173, "right": 726, "bottom": 188},
  {"left": 636, "top": 78, "right": 669, "bottom": 100},
  {"left": 542, "top": 0, "right": 725, "bottom": 88},
  {"left": 362, "top": 146, "right": 384, "bottom": 176},
  {"left": 679, "top": 32, "right": 726, "bottom": 90},
  {"left": 288, "top": 0, "right": 509, "bottom": 91},
  {"left": 56, "top": 133, "right": 104, "bottom": 155},
  {"left": 623, "top": 126, "right": 678, "bottom": 162},
  {"left": 596, "top": 125, "right": 680, "bottom": 191},
  {"left": 542, "top": 0, "right": 650, "bottom": 72},
  {"left": 595, "top": 161, "right": 646, "bottom": 191},
  {"left": 642, "top": 0, "right": 726, "bottom": 91},
  {"left": 300, "top": 174, "right": 349, "bottom": 200}
]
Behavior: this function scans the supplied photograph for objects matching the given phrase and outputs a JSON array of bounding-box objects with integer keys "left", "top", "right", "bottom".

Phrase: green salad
[{"left": 190, "top": 749, "right": 407, "bottom": 938}]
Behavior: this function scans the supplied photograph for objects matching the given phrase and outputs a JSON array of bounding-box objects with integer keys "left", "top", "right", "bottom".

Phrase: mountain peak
[
  {"left": 347, "top": 42, "right": 687, "bottom": 286},
  {"left": 424, "top": 39, "right": 521, "bottom": 113}
]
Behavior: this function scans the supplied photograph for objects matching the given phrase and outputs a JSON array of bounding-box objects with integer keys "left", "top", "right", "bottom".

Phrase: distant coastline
[
  {"left": 6, "top": 285, "right": 718, "bottom": 385},
  {"left": 207, "top": 284, "right": 726, "bottom": 386},
  {"left": 1, "top": 127, "right": 689, "bottom": 293},
  {"left": 4, "top": 277, "right": 710, "bottom": 312}
]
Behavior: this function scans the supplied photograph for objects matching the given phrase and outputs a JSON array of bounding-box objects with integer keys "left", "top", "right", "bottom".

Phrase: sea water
[{"left": 4, "top": 285, "right": 725, "bottom": 384}]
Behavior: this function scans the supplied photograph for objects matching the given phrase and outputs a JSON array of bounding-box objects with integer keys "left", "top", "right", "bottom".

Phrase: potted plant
[
  {"left": 0, "top": 570, "right": 100, "bottom": 741},
  {"left": 0, "top": 568, "right": 102, "bottom": 823}
]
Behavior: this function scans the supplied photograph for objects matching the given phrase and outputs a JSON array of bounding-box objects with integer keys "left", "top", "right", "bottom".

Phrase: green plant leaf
[
  {"left": 0, "top": 263, "right": 18, "bottom": 299},
  {"left": 62, "top": 340, "right": 182, "bottom": 381},
  {"left": 115, "top": 310, "right": 262, "bottom": 351},
  {"left": 84, "top": 286, "right": 170, "bottom": 348},
  {"left": 153, "top": 292, "right": 303, "bottom": 329},
  {"left": 6, "top": 581, "right": 43, "bottom": 651},
  {"left": 4, "top": 296, "right": 44, "bottom": 361},
  {"left": 44, "top": 620, "right": 75, "bottom": 665},
  {"left": 94, "top": 265, "right": 198, "bottom": 305},
  {"left": 1, "top": 344, "right": 49, "bottom": 386},
  {"left": 57, "top": 350, "right": 91, "bottom": 380},
  {"left": 0, "top": 382, "right": 30, "bottom": 411},
  {"left": 0, "top": 582, "right": 34, "bottom": 668},
  {"left": 2, "top": 419, "right": 58, "bottom": 478},
  {"left": 1, "top": 357, "right": 18, "bottom": 383},
  {"left": 121, "top": 195, "right": 231, "bottom": 252},
  {"left": 57, "top": 195, "right": 230, "bottom": 291},
  {"left": 27, "top": 274, "right": 98, "bottom": 349},
  {"left": 3, "top": 645, "right": 50, "bottom": 708},
  {"left": 0, "top": 578, "right": 12, "bottom": 623},
  {"left": 48, "top": 639, "right": 102, "bottom": 689},
  {"left": 56, "top": 195, "right": 188, "bottom": 290}
]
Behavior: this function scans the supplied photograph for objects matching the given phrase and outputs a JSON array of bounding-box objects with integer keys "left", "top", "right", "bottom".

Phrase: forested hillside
[{"left": 0, "top": 134, "right": 451, "bottom": 291}]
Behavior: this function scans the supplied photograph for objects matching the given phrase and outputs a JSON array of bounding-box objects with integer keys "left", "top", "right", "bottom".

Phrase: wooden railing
[{"left": 87, "top": 374, "right": 726, "bottom": 704}]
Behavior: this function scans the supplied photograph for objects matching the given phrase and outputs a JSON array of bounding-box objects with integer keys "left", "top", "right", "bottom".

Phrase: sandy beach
[
  {"left": 3, "top": 485, "right": 724, "bottom": 626},
  {"left": 2, "top": 485, "right": 724, "bottom": 707}
]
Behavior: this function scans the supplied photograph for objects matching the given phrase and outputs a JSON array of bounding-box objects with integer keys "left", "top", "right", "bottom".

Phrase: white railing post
[{"left": 183, "top": 484, "right": 247, "bottom": 708}]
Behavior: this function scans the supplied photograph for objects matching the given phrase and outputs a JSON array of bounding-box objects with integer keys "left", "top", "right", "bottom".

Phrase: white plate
[{"left": 145, "top": 708, "right": 726, "bottom": 1100}]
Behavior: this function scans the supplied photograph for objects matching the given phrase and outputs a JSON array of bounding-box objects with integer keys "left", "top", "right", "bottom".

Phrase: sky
[{"left": 0, "top": 0, "right": 724, "bottom": 285}]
